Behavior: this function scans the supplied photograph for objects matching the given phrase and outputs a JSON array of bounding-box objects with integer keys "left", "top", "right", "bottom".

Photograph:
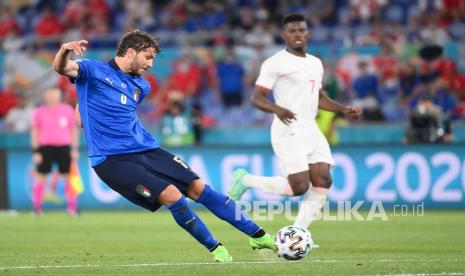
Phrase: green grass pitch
[{"left": 0, "top": 210, "right": 464, "bottom": 275}]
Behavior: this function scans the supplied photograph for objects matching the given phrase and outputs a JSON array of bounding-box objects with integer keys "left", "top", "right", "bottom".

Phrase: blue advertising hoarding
[{"left": 6, "top": 144, "right": 465, "bottom": 210}]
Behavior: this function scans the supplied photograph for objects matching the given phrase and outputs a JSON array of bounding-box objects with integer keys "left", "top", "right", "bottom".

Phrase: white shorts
[{"left": 271, "top": 127, "right": 335, "bottom": 177}]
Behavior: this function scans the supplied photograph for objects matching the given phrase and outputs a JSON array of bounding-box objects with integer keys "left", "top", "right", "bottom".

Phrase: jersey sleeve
[
  {"left": 255, "top": 59, "right": 278, "bottom": 90},
  {"left": 73, "top": 59, "right": 93, "bottom": 83}
]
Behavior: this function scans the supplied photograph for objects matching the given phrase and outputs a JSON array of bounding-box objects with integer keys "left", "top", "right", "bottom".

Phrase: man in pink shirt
[{"left": 31, "top": 88, "right": 80, "bottom": 215}]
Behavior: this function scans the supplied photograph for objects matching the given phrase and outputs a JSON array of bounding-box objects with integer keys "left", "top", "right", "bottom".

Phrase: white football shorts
[{"left": 271, "top": 127, "right": 335, "bottom": 176}]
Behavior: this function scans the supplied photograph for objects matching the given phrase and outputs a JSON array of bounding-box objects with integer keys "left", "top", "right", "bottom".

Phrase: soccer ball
[{"left": 275, "top": 226, "right": 313, "bottom": 260}]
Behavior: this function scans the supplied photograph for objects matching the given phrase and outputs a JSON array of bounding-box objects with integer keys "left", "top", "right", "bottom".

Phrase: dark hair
[
  {"left": 116, "top": 30, "right": 161, "bottom": 57},
  {"left": 282, "top": 14, "right": 306, "bottom": 27},
  {"left": 169, "top": 101, "right": 184, "bottom": 112}
]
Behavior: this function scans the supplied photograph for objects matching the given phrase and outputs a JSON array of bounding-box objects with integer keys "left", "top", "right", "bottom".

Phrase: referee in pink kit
[{"left": 31, "top": 88, "right": 80, "bottom": 215}]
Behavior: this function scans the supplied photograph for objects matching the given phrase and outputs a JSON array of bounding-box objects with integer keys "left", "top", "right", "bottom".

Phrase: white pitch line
[
  {"left": 383, "top": 273, "right": 465, "bottom": 276},
  {"left": 0, "top": 261, "right": 299, "bottom": 270},
  {"left": 0, "top": 259, "right": 464, "bottom": 271}
]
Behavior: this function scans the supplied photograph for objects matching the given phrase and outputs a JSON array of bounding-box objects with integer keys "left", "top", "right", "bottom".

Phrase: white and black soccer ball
[{"left": 275, "top": 226, "right": 313, "bottom": 261}]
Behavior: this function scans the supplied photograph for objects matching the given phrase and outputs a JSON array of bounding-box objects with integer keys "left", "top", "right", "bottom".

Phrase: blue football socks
[
  {"left": 197, "top": 184, "right": 261, "bottom": 236},
  {"left": 167, "top": 196, "right": 218, "bottom": 251}
]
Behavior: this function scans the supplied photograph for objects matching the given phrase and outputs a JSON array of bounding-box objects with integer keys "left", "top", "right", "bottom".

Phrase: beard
[
  {"left": 289, "top": 43, "right": 305, "bottom": 52},
  {"left": 129, "top": 60, "right": 143, "bottom": 76}
]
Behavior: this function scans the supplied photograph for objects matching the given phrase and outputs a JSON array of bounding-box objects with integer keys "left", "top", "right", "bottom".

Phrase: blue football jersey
[{"left": 74, "top": 58, "right": 159, "bottom": 164}]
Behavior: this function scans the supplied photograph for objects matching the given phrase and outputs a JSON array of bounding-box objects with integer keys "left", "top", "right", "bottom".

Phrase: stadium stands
[{"left": 0, "top": 0, "right": 464, "bottom": 144}]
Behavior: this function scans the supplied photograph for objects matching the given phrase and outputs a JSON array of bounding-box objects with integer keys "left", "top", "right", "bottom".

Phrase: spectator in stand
[
  {"left": 62, "top": 0, "right": 87, "bottom": 29},
  {"left": 429, "top": 56, "right": 457, "bottom": 80},
  {"left": 350, "top": 0, "right": 388, "bottom": 24},
  {"left": 335, "top": 50, "right": 364, "bottom": 92},
  {"left": 160, "top": 0, "right": 188, "bottom": 31},
  {"left": 4, "top": 93, "right": 33, "bottom": 132},
  {"left": 124, "top": 0, "right": 156, "bottom": 31},
  {"left": 216, "top": 47, "right": 245, "bottom": 108},
  {"left": 430, "top": 58, "right": 465, "bottom": 102},
  {"left": 418, "top": 62, "right": 439, "bottom": 85},
  {"left": 183, "top": 1, "right": 226, "bottom": 32},
  {"left": 448, "top": 71, "right": 465, "bottom": 101},
  {"left": 357, "top": 19, "right": 386, "bottom": 45},
  {"left": 371, "top": 42, "right": 399, "bottom": 82},
  {"left": 244, "top": 43, "right": 268, "bottom": 89},
  {"left": 440, "top": 0, "right": 465, "bottom": 24},
  {"left": 399, "top": 63, "right": 420, "bottom": 100},
  {"left": 306, "top": 0, "right": 338, "bottom": 26},
  {"left": 232, "top": 6, "right": 255, "bottom": 31},
  {"left": 58, "top": 75, "right": 78, "bottom": 106},
  {"left": 81, "top": 16, "right": 110, "bottom": 43},
  {"left": 405, "top": 16, "right": 423, "bottom": 43},
  {"left": 194, "top": 47, "right": 218, "bottom": 94},
  {"left": 0, "top": 86, "right": 18, "bottom": 119},
  {"left": 378, "top": 77, "right": 405, "bottom": 121},
  {"left": 0, "top": 6, "right": 21, "bottom": 39},
  {"left": 164, "top": 52, "right": 202, "bottom": 100},
  {"left": 351, "top": 60, "right": 383, "bottom": 121},
  {"left": 420, "top": 18, "right": 451, "bottom": 44},
  {"left": 35, "top": 7, "right": 63, "bottom": 38},
  {"left": 161, "top": 101, "right": 194, "bottom": 147},
  {"left": 243, "top": 20, "right": 274, "bottom": 47},
  {"left": 417, "top": 0, "right": 442, "bottom": 14},
  {"left": 87, "top": 0, "right": 110, "bottom": 23}
]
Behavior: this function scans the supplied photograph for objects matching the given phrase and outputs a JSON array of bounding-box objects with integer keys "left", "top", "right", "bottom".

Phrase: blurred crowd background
[{"left": 0, "top": 0, "right": 464, "bottom": 145}]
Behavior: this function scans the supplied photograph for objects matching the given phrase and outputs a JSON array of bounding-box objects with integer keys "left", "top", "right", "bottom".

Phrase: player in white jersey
[{"left": 229, "top": 14, "right": 361, "bottom": 231}]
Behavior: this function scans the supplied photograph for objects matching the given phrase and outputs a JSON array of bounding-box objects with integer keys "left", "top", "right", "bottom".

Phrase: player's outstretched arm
[
  {"left": 53, "top": 40, "right": 88, "bottom": 78},
  {"left": 318, "top": 89, "right": 362, "bottom": 119},
  {"left": 252, "top": 86, "right": 296, "bottom": 125}
]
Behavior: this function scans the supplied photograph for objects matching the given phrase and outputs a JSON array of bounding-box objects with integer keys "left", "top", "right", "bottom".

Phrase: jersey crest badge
[
  {"left": 134, "top": 88, "right": 140, "bottom": 102},
  {"left": 120, "top": 94, "right": 127, "bottom": 104}
]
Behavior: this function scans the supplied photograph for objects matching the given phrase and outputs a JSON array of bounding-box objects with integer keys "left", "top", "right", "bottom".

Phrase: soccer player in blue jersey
[{"left": 52, "top": 30, "right": 274, "bottom": 262}]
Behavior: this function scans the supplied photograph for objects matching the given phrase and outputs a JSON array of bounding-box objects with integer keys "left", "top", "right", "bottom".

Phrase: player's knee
[
  {"left": 158, "top": 185, "right": 182, "bottom": 206},
  {"left": 187, "top": 179, "right": 205, "bottom": 201},
  {"left": 289, "top": 180, "right": 309, "bottom": 196},
  {"left": 288, "top": 172, "right": 310, "bottom": 196},
  {"left": 314, "top": 174, "right": 332, "bottom": 189}
]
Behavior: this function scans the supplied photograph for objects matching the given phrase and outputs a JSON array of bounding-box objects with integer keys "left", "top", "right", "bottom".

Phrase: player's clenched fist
[
  {"left": 342, "top": 106, "right": 362, "bottom": 120},
  {"left": 61, "top": 40, "right": 88, "bottom": 56}
]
